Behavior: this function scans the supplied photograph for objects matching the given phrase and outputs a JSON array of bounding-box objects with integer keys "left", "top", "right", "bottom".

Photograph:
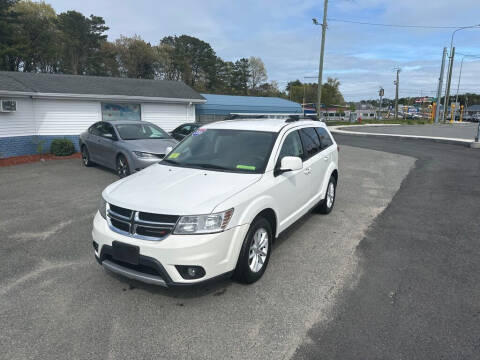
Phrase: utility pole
[
  {"left": 313, "top": 0, "right": 329, "bottom": 119},
  {"left": 394, "top": 68, "right": 400, "bottom": 119},
  {"left": 435, "top": 47, "right": 447, "bottom": 123},
  {"left": 443, "top": 47, "right": 455, "bottom": 122},
  {"left": 378, "top": 87, "right": 384, "bottom": 120}
]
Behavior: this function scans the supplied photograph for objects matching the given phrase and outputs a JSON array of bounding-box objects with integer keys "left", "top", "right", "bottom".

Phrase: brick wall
[{"left": 0, "top": 135, "right": 80, "bottom": 158}]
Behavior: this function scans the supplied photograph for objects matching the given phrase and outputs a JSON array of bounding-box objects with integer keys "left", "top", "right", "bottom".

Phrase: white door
[{"left": 271, "top": 129, "right": 312, "bottom": 229}]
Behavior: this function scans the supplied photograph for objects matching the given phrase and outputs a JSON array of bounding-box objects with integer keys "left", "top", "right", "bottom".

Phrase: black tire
[
  {"left": 317, "top": 176, "right": 337, "bottom": 214},
  {"left": 233, "top": 217, "right": 273, "bottom": 284},
  {"left": 81, "top": 145, "right": 93, "bottom": 167},
  {"left": 116, "top": 154, "right": 130, "bottom": 178}
]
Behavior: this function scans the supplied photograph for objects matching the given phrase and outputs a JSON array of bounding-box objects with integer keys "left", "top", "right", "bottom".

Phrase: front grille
[{"left": 107, "top": 203, "right": 179, "bottom": 240}]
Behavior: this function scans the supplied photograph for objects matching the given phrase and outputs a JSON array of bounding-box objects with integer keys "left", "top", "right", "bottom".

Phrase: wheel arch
[{"left": 253, "top": 208, "right": 278, "bottom": 241}]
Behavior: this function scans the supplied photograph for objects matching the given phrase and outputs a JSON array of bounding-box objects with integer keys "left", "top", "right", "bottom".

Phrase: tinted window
[
  {"left": 179, "top": 125, "right": 193, "bottom": 135},
  {"left": 299, "top": 127, "right": 321, "bottom": 159},
  {"left": 162, "top": 129, "right": 276, "bottom": 174},
  {"left": 89, "top": 122, "right": 102, "bottom": 136},
  {"left": 278, "top": 131, "right": 304, "bottom": 164},
  {"left": 315, "top": 127, "right": 333, "bottom": 150}
]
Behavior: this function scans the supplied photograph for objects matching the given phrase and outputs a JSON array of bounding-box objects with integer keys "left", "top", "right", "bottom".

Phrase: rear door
[
  {"left": 314, "top": 126, "right": 336, "bottom": 198},
  {"left": 86, "top": 122, "right": 103, "bottom": 163},
  {"left": 299, "top": 127, "right": 325, "bottom": 204}
]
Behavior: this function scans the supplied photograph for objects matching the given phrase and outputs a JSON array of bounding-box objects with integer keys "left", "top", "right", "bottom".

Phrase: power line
[{"left": 327, "top": 18, "right": 474, "bottom": 29}]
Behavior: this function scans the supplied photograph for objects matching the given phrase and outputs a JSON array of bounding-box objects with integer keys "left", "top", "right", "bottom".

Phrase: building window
[{"left": 101, "top": 103, "right": 141, "bottom": 121}]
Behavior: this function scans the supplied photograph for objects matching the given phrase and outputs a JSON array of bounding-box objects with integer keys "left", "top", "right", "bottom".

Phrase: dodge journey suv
[{"left": 92, "top": 118, "right": 339, "bottom": 286}]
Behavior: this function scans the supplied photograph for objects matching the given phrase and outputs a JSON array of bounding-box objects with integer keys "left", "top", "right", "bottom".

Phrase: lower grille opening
[{"left": 104, "top": 254, "right": 162, "bottom": 277}]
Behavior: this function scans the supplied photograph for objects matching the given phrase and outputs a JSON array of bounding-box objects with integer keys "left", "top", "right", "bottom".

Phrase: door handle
[
  {"left": 304, "top": 167, "right": 312, "bottom": 175},
  {"left": 324, "top": 156, "right": 329, "bottom": 161}
]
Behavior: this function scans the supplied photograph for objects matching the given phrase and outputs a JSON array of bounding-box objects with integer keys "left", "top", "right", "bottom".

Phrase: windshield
[
  {"left": 115, "top": 123, "right": 170, "bottom": 140},
  {"left": 161, "top": 128, "right": 276, "bottom": 173}
]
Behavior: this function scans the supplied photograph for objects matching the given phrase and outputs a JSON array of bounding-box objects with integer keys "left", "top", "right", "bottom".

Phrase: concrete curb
[{"left": 329, "top": 125, "right": 475, "bottom": 147}]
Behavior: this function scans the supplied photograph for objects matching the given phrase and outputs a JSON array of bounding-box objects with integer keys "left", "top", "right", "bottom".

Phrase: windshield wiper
[
  {"left": 162, "top": 158, "right": 179, "bottom": 165},
  {"left": 185, "top": 163, "right": 230, "bottom": 171}
]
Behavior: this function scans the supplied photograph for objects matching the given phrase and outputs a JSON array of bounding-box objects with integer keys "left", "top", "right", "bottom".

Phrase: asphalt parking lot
[
  {"left": 341, "top": 123, "right": 478, "bottom": 140},
  {"left": 0, "top": 145, "right": 414, "bottom": 359}
]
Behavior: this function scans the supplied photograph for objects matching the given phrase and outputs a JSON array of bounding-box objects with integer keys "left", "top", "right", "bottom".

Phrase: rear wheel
[
  {"left": 116, "top": 155, "right": 130, "bottom": 178},
  {"left": 81, "top": 146, "right": 92, "bottom": 167},
  {"left": 317, "top": 176, "right": 336, "bottom": 214},
  {"left": 234, "top": 217, "right": 272, "bottom": 284}
]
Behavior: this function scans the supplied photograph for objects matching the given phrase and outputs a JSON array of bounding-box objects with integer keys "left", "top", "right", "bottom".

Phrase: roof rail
[{"left": 285, "top": 114, "right": 318, "bottom": 122}]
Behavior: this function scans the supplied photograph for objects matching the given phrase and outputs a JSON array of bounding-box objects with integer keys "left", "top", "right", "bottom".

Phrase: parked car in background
[
  {"left": 79, "top": 120, "right": 177, "bottom": 178},
  {"left": 169, "top": 122, "right": 201, "bottom": 141},
  {"left": 92, "top": 118, "right": 339, "bottom": 287}
]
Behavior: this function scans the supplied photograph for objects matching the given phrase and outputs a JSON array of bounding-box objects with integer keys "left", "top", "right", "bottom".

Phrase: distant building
[
  {"left": 0, "top": 71, "right": 204, "bottom": 158},
  {"left": 196, "top": 94, "right": 302, "bottom": 123},
  {"left": 466, "top": 105, "right": 480, "bottom": 115}
]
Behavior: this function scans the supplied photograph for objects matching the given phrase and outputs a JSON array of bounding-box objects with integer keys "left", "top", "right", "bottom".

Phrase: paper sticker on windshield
[
  {"left": 192, "top": 128, "right": 206, "bottom": 136},
  {"left": 168, "top": 152, "right": 180, "bottom": 159},
  {"left": 236, "top": 165, "right": 256, "bottom": 171}
]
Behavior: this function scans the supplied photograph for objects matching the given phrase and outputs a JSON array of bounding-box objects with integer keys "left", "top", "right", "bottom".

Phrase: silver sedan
[{"left": 79, "top": 120, "right": 178, "bottom": 177}]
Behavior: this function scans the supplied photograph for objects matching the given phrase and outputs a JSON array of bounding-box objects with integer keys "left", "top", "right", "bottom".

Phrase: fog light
[{"left": 175, "top": 265, "right": 206, "bottom": 280}]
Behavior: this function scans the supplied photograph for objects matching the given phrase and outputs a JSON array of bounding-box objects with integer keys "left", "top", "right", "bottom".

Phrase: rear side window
[
  {"left": 315, "top": 127, "right": 333, "bottom": 150},
  {"left": 299, "top": 127, "right": 321, "bottom": 159},
  {"left": 278, "top": 131, "right": 304, "bottom": 164}
]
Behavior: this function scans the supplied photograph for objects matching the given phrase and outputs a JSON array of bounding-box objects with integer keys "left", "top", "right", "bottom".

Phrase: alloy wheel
[{"left": 248, "top": 228, "right": 269, "bottom": 273}]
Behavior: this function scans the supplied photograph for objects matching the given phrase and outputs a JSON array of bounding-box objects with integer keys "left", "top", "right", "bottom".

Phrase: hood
[
  {"left": 103, "top": 164, "right": 261, "bottom": 215},
  {"left": 125, "top": 138, "right": 178, "bottom": 155}
]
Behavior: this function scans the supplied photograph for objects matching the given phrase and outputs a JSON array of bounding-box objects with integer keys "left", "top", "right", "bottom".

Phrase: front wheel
[
  {"left": 317, "top": 176, "right": 337, "bottom": 214},
  {"left": 234, "top": 217, "right": 272, "bottom": 284},
  {"left": 81, "top": 146, "right": 93, "bottom": 167},
  {"left": 116, "top": 155, "right": 130, "bottom": 178}
]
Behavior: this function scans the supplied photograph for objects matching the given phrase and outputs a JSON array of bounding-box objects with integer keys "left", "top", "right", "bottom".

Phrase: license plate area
[{"left": 112, "top": 241, "right": 139, "bottom": 265}]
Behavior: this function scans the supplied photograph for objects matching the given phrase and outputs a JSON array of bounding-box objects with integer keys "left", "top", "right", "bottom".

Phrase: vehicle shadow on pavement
[{"left": 103, "top": 269, "right": 234, "bottom": 299}]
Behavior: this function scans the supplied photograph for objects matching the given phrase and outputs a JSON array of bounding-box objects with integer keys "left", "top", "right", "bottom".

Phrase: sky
[{"left": 47, "top": 0, "right": 480, "bottom": 101}]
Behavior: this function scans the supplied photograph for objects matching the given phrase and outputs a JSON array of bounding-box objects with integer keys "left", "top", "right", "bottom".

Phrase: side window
[
  {"left": 179, "top": 125, "right": 192, "bottom": 135},
  {"left": 102, "top": 123, "right": 117, "bottom": 139},
  {"left": 299, "top": 127, "right": 321, "bottom": 159},
  {"left": 90, "top": 122, "right": 103, "bottom": 136},
  {"left": 277, "top": 131, "right": 304, "bottom": 165},
  {"left": 315, "top": 127, "right": 333, "bottom": 150}
]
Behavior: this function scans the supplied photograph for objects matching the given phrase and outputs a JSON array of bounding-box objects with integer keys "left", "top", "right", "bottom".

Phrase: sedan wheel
[
  {"left": 81, "top": 146, "right": 92, "bottom": 167},
  {"left": 116, "top": 155, "right": 130, "bottom": 178}
]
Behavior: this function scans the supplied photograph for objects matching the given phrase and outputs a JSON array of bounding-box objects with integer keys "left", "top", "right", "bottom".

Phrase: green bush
[{"left": 50, "top": 138, "right": 75, "bottom": 156}]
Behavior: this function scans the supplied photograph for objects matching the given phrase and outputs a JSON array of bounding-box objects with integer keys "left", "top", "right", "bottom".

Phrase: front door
[{"left": 271, "top": 129, "right": 312, "bottom": 231}]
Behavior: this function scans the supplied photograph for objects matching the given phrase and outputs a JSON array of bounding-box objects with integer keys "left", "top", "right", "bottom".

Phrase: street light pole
[
  {"left": 313, "top": 0, "right": 329, "bottom": 120},
  {"left": 443, "top": 25, "right": 480, "bottom": 122}
]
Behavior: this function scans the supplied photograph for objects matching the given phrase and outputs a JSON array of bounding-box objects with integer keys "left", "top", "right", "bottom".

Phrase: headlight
[
  {"left": 99, "top": 197, "right": 107, "bottom": 219},
  {"left": 133, "top": 151, "right": 158, "bottom": 159},
  {"left": 174, "top": 208, "right": 234, "bottom": 235}
]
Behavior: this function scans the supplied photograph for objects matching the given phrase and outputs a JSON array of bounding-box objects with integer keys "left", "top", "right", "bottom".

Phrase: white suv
[{"left": 92, "top": 118, "right": 339, "bottom": 286}]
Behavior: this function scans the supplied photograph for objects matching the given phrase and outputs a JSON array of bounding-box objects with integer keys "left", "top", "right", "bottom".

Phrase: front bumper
[
  {"left": 92, "top": 212, "right": 249, "bottom": 286},
  {"left": 130, "top": 156, "right": 161, "bottom": 172}
]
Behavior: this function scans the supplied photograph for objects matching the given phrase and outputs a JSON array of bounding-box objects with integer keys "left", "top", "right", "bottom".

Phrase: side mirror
[
  {"left": 165, "top": 146, "right": 173, "bottom": 154},
  {"left": 280, "top": 156, "right": 303, "bottom": 172},
  {"left": 104, "top": 133, "right": 116, "bottom": 141}
]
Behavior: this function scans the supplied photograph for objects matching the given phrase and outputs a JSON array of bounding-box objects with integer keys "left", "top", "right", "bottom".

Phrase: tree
[
  {"left": 321, "top": 77, "right": 344, "bottom": 106},
  {"left": 248, "top": 56, "right": 267, "bottom": 91},
  {"left": 56, "top": 10, "right": 108, "bottom": 75},
  {"left": 159, "top": 35, "right": 217, "bottom": 90},
  {"left": 115, "top": 35, "right": 156, "bottom": 79},
  {"left": 232, "top": 58, "right": 250, "bottom": 95},
  {"left": 0, "top": 0, "right": 20, "bottom": 71},
  {"left": 12, "top": 0, "right": 58, "bottom": 73}
]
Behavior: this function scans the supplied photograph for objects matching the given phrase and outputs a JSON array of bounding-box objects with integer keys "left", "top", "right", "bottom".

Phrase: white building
[{"left": 0, "top": 71, "right": 205, "bottom": 157}]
